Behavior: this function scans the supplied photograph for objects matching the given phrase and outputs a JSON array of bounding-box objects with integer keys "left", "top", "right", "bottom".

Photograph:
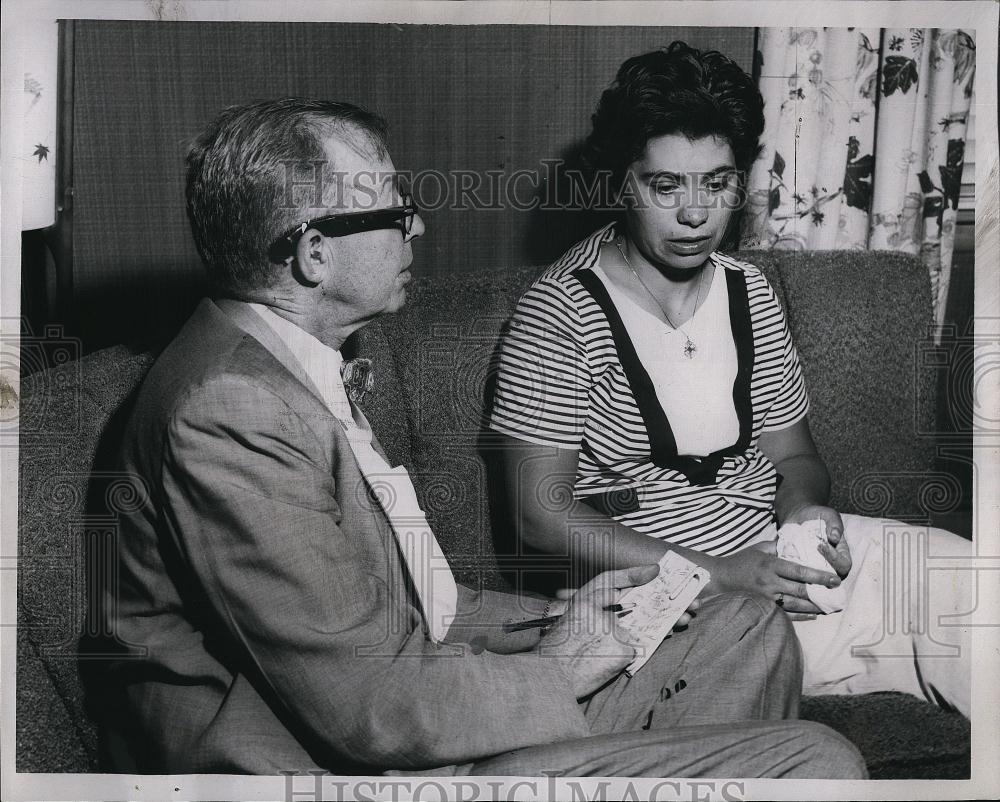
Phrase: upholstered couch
[{"left": 16, "top": 250, "right": 970, "bottom": 778}]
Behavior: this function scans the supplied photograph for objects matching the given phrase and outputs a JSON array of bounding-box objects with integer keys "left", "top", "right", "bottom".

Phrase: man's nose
[{"left": 406, "top": 211, "right": 426, "bottom": 242}]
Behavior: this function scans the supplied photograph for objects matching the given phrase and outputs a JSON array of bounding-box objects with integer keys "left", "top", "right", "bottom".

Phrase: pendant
[{"left": 683, "top": 337, "right": 697, "bottom": 359}]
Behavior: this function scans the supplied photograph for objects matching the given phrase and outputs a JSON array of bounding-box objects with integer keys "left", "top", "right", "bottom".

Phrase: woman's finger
[
  {"left": 818, "top": 541, "right": 851, "bottom": 579},
  {"left": 774, "top": 556, "right": 841, "bottom": 588},
  {"left": 818, "top": 509, "right": 846, "bottom": 546},
  {"left": 776, "top": 594, "right": 823, "bottom": 615},
  {"left": 768, "top": 578, "right": 823, "bottom": 615},
  {"left": 773, "top": 577, "right": 811, "bottom": 601}
]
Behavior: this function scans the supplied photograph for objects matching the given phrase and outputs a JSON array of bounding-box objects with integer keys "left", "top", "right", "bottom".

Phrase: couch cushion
[
  {"left": 16, "top": 629, "right": 98, "bottom": 772},
  {"left": 801, "top": 693, "right": 969, "bottom": 779}
]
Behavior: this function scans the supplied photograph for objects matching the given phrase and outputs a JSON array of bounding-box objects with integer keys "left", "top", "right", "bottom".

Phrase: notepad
[{"left": 616, "top": 550, "right": 710, "bottom": 677}]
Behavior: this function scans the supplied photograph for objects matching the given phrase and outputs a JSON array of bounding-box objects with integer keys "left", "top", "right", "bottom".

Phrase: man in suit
[{"left": 106, "top": 98, "right": 866, "bottom": 778}]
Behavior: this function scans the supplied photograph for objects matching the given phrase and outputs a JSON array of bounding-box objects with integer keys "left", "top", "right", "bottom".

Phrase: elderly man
[{"left": 104, "top": 98, "right": 865, "bottom": 778}]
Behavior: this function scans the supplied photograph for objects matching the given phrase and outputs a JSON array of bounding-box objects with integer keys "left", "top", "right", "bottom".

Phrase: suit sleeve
[
  {"left": 160, "top": 377, "right": 589, "bottom": 770},
  {"left": 444, "top": 585, "right": 553, "bottom": 654}
]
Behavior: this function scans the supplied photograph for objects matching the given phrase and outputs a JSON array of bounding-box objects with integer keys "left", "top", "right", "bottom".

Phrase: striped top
[{"left": 488, "top": 223, "right": 810, "bottom": 556}]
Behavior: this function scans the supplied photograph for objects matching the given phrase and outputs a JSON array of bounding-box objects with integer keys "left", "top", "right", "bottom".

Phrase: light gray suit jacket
[{"left": 107, "top": 298, "right": 590, "bottom": 774}]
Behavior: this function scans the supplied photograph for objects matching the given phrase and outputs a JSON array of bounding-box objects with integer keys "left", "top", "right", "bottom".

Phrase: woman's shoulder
[
  {"left": 711, "top": 250, "right": 764, "bottom": 277},
  {"left": 522, "top": 224, "right": 616, "bottom": 302},
  {"left": 545, "top": 226, "right": 612, "bottom": 273},
  {"left": 513, "top": 270, "right": 597, "bottom": 335},
  {"left": 712, "top": 251, "right": 780, "bottom": 299}
]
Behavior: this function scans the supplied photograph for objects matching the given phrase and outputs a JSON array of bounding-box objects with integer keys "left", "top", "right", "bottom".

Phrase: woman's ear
[{"left": 294, "top": 230, "right": 326, "bottom": 286}]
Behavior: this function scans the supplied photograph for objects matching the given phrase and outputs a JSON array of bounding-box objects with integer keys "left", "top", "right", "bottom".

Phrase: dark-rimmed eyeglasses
[{"left": 268, "top": 188, "right": 419, "bottom": 264}]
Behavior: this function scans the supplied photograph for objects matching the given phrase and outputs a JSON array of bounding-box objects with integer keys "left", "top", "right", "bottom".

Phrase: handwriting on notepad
[{"left": 615, "top": 550, "right": 710, "bottom": 677}]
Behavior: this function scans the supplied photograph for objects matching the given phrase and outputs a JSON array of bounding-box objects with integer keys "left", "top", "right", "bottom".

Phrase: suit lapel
[
  {"left": 213, "top": 298, "right": 441, "bottom": 628},
  {"left": 214, "top": 299, "right": 327, "bottom": 406},
  {"left": 216, "top": 299, "right": 396, "bottom": 463},
  {"left": 215, "top": 299, "right": 402, "bottom": 534}
]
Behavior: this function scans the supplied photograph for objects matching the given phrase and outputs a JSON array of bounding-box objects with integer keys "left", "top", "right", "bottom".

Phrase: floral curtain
[{"left": 740, "top": 27, "right": 976, "bottom": 329}]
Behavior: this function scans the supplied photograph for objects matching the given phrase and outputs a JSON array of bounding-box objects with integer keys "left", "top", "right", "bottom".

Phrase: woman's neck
[{"left": 603, "top": 236, "right": 714, "bottom": 328}]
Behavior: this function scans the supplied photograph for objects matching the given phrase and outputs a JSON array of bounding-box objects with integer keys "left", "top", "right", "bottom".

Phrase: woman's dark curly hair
[{"left": 581, "top": 41, "right": 764, "bottom": 200}]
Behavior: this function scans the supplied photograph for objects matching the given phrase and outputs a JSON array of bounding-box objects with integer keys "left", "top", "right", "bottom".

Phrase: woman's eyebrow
[
  {"left": 703, "top": 165, "right": 737, "bottom": 177},
  {"left": 640, "top": 165, "right": 736, "bottom": 182},
  {"left": 640, "top": 170, "right": 683, "bottom": 181}
]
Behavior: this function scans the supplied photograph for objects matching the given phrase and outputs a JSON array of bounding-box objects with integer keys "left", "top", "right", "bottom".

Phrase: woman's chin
[{"left": 653, "top": 251, "right": 715, "bottom": 277}]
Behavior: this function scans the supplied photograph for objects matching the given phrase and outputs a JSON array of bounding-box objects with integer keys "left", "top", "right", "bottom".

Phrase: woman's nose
[{"left": 677, "top": 195, "right": 709, "bottom": 227}]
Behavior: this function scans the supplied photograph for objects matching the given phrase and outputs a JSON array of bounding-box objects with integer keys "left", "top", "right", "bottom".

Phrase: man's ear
[{"left": 294, "top": 230, "right": 327, "bottom": 285}]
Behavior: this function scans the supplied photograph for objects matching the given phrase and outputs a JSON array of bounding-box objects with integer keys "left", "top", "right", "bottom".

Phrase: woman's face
[{"left": 622, "top": 133, "right": 740, "bottom": 273}]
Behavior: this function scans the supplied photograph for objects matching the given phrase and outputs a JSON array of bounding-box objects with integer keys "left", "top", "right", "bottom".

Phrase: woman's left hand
[{"left": 784, "top": 504, "right": 851, "bottom": 579}]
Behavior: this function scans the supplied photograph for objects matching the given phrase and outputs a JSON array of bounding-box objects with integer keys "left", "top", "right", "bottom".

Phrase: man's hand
[
  {"left": 538, "top": 565, "right": 659, "bottom": 699},
  {"left": 706, "top": 542, "right": 842, "bottom": 617},
  {"left": 784, "top": 504, "right": 852, "bottom": 579}
]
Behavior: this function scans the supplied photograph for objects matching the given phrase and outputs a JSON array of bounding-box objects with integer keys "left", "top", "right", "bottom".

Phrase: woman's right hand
[{"left": 705, "top": 540, "right": 842, "bottom": 616}]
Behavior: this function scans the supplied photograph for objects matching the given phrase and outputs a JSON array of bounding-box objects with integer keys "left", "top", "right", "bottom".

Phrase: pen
[
  {"left": 503, "top": 615, "right": 561, "bottom": 633},
  {"left": 502, "top": 603, "right": 636, "bottom": 632}
]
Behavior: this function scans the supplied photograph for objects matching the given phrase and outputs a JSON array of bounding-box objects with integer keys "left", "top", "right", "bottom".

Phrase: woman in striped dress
[{"left": 489, "top": 41, "right": 972, "bottom": 716}]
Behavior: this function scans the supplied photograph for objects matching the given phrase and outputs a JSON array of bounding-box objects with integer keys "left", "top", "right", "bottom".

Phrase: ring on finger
[{"left": 775, "top": 592, "right": 785, "bottom": 608}]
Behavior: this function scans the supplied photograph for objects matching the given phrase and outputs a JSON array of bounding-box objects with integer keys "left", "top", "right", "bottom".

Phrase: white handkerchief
[{"left": 776, "top": 520, "right": 847, "bottom": 614}]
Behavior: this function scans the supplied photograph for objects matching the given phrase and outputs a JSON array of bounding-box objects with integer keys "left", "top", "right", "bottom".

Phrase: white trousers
[{"left": 790, "top": 514, "right": 973, "bottom": 717}]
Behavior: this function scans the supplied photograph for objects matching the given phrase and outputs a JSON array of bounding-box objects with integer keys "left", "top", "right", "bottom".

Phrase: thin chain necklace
[{"left": 615, "top": 236, "right": 706, "bottom": 359}]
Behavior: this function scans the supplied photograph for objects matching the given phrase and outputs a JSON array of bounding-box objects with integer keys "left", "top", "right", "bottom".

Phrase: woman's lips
[{"left": 666, "top": 237, "right": 712, "bottom": 254}]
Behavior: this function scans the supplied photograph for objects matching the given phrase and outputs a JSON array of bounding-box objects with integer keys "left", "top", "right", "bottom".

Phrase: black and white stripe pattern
[{"left": 490, "top": 223, "right": 809, "bottom": 556}]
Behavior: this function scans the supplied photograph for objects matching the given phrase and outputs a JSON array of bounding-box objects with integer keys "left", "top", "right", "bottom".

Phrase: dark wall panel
[{"left": 70, "top": 21, "right": 753, "bottom": 349}]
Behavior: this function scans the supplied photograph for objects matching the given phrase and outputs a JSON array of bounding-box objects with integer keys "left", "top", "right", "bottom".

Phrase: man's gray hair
[{"left": 185, "top": 98, "right": 389, "bottom": 295}]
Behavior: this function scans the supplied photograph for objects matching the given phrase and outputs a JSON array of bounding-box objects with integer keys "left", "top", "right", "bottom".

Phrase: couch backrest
[
  {"left": 17, "top": 345, "right": 155, "bottom": 771},
  {"left": 16, "top": 249, "right": 935, "bottom": 771},
  {"left": 734, "top": 250, "right": 937, "bottom": 518}
]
